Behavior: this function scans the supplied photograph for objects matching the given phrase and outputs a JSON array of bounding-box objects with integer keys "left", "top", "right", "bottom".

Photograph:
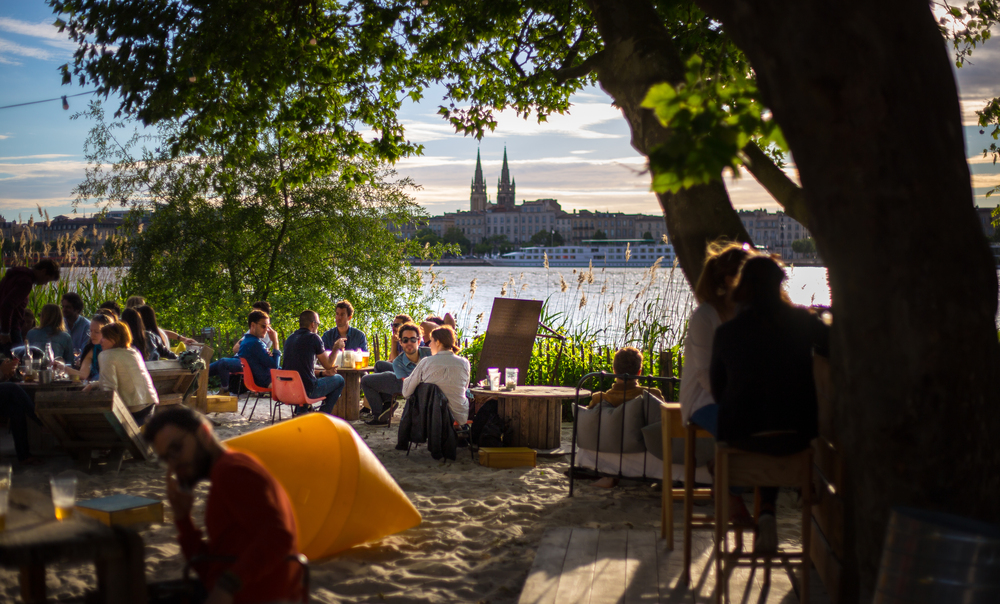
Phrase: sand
[{"left": 0, "top": 403, "right": 807, "bottom": 603}]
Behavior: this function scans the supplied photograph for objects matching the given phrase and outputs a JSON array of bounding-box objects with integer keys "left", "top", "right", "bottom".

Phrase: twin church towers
[{"left": 470, "top": 147, "right": 516, "bottom": 212}]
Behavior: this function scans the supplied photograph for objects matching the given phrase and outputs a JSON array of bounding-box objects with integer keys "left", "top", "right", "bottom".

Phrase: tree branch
[
  {"left": 740, "top": 141, "right": 809, "bottom": 230},
  {"left": 552, "top": 50, "right": 606, "bottom": 85}
]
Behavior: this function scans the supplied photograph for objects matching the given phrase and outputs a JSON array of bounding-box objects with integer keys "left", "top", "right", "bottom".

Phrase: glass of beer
[
  {"left": 50, "top": 475, "right": 77, "bottom": 521},
  {"left": 361, "top": 351, "right": 370, "bottom": 367}
]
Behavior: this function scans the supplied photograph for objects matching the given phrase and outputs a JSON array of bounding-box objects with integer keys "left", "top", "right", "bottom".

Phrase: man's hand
[
  {"left": 266, "top": 326, "right": 279, "bottom": 345},
  {"left": 166, "top": 472, "right": 194, "bottom": 520},
  {"left": 181, "top": 336, "right": 198, "bottom": 345},
  {"left": 332, "top": 338, "right": 346, "bottom": 353},
  {"left": 204, "top": 587, "right": 234, "bottom": 604},
  {"left": 322, "top": 367, "right": 337, "bottom": 377},
  {"left": 1, "top": 358, "right": 18, "bottom": 379}
]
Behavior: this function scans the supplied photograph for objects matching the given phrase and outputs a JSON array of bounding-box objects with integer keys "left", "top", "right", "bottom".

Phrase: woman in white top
[
  {"left": 84, "top": 321, "right": 159, "bottom": 424},
  {"left": 401, "top": 325, "right": 470, "bottom": 425},
  {"left": 680, "top": 241, "right": 756, "bottom": 431}
]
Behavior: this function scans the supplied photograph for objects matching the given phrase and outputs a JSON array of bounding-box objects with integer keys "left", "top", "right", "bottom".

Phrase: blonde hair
[
  {"left": 431, "top": 325, "right": 460, "bottom": 353},
  {"left": 101, "top": 322, "right": 132, "bottom": 349},
  {"left": 693, "top": 240, "right": 754, "bottom": 313},
  {"left": 38, "top": 304, "right": 65, "bottom": 335}
]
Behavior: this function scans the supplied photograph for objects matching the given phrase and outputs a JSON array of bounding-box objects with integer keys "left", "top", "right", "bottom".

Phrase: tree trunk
[
  {"left": 697, "top": 0, "right": 1000, "bottom": 590},
  {"left": 586, "top": 0, "right": 751, "bottom": 284}
]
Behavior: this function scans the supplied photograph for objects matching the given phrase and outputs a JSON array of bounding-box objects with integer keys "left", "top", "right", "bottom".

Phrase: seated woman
[
  {"left": 710, "top": 256, "right": 829, "bottom": 553},
  {"left": 84, "top": 322, "right": 159, "bottom": 425},
  {"left": 401, "top": 325, "right": 470, "bottom": 425},
  {"left": 26, "top": 303, "right": 74, "bottom": 362},
  {"left": 136, "top": 305, "right": 177, "bottom": 360},
  {"left": 120, "top": 308, "right": 153, "bottom": 362},
  {"left": 60, "top": 313, "right": 114, "bottom": 381},
  {"left": 588, "top": 347, "right": 663, "bottom": 409}
]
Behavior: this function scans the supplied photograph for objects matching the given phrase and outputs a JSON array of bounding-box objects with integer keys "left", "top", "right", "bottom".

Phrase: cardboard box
[
  {"left": 205, "top": 394, "right": 238, "bottom": 413},
  {"left": 75, "top": 494, "right": 164, "bottom": 526},
  {"left": 479, "top": 447, "right": 537, "bottom": 468}
]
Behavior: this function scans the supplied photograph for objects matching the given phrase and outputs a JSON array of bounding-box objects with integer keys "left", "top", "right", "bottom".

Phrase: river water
[{"left": 418, "top": 265, "right": 833, "bottom": 346}]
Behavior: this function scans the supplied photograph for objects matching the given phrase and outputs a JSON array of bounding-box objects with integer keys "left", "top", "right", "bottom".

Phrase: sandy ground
[{"left": 0, "top": 402, "right": 806, "bottom": 603}]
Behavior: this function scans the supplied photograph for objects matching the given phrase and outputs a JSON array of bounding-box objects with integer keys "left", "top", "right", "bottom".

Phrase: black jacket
[{"left": 395, "top": 383, "right": 458, "bottom": 460}]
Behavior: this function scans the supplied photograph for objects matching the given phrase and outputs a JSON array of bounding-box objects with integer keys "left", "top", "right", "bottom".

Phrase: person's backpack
[{"left": 471, "top": 398, "right": 507, "bottom": 448}]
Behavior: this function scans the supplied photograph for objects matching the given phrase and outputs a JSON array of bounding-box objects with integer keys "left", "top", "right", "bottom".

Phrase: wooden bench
[
  {"left": 33, "top": 390, "right": 153, "bottom": 472},
  {"left": 146, "top": 344, "right": 214, "bottom": 412}
]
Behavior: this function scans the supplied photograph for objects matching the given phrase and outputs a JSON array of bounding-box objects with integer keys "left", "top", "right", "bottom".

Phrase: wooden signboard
[{"left": 475, "top": 298, "right": 544, "bottom": 384}]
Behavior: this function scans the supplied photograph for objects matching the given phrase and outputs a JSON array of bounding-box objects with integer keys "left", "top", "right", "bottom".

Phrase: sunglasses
[{"left": 400, "top": 337, "right": 419, "bottom": 343}]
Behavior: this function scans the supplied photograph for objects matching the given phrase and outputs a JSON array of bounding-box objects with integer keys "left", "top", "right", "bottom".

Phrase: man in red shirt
[
  {"left": 0, "top": 259, "right": 60, "bottom": 352},
  {"left": 144, "top": 406, "right": 303, "bottom": 604}
]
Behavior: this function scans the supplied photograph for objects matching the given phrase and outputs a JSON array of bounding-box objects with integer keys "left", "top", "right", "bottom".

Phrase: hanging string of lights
[{"left": 0, "top": 90, "right": 99, "bottom": 111}]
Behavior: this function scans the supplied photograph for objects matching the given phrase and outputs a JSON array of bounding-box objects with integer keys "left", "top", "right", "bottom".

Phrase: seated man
[
  {"left": 384, "top": 313, "right": 413, "bottom": 364},
  {"left": 361, "top": 322, "right": 430, "bottom": 426},
  {"left": 145, "top": 406, "right": 303, "bottom": 603},
  {"left": 587, "top": 346, "right": 663, "bottom": 408},
  {"left": 284, "top": 310, "right": 344, "bottom": 414},
  {"left": 321, "top": 300, "right": 367, "bottom": 353},
  {"left": 209, "top": 309, "right": 281, "bottom": 394},
  {"left": 233, "top": 301, "right": 277, "bottom": 354},
  {"left": 61, "top": 292, "right": 91, "bottom": 354}
]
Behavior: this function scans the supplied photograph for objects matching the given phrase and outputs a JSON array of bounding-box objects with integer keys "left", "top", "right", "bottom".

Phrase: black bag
[{"left": 471, "top": 398, "right": 508, "bottom": 448}]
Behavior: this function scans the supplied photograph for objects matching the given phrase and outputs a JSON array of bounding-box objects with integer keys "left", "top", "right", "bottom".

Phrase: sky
[{"left": 2, "top": 1, "right": 1000, "bottom": 223}]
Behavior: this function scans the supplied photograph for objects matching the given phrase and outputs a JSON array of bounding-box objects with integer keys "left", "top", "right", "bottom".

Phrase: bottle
[{"left": 45, "top": 343, "right": 55, "bottom": 371}]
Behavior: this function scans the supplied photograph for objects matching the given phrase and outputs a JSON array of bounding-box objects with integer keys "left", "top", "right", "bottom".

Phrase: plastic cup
[
  {"left": 487, "top": 368, "right": 500, "bottom": 391},
  {"left": 505, "top": 368, "right": 518, "bottom": 390},
  {"left": 50, "top": 475, "right": 77, "bottom": 521}
]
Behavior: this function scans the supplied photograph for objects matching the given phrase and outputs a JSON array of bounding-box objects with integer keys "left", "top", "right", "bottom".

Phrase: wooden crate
[
  {"left": 479, "top": 447, "right": 537, "bottom": 468},
  {"left": 33, "top": 390, "right": 153, "bottom": 466},
  {"left": 205, "top": 394, "right": 238, "bottom": 414},
  {"left": 76, "top": 494, "right": 164, "bottom": 526}
]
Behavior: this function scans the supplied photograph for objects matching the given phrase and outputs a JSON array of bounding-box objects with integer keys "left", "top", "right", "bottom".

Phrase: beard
[{"left": 178, "top": 440, "right": 215, "bottom": 490}]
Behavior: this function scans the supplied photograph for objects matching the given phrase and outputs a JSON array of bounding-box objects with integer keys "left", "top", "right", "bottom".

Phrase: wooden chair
[
  {"left": 240, "top": 358, "right": 272, "bottom": 419},
  {"left": 270, "top": 370, "right": 324, "bottom": 423},
  {"left": 33, "top": 390, "right": 154, "bottom": 472},
  {"left": 713, "top": 443, "right": 813, "bottom": 604}
]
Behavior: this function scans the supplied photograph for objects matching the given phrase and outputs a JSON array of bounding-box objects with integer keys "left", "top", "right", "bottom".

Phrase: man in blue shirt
[
  {"left": 284, "top": 310, "right": 343, "bottom": 414},
  {"left": 321, "top": 300, "right": 367, "bottom": 352},
  {"left": 360, "top": 322, "right": 430, "bottom": 425},
  {"left": 61, "top": 292, "right": 90, "bottom": 354},
  {"left": 237, "top": 310, "right": 281, "bottom": 387}
]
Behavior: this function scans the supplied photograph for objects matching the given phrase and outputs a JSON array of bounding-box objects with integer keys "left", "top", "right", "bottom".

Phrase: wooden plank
[
  {"left": 552, "top": 528, "right": 600, "bottom": 604},
  {"left": 518, "top": 528, "right": 573, "bottom": 604},
  {"left": 812, "top": 471, "right": 844, "bottom": 558},
  {"left": 589, "top": 530, "right": 628, "bottom": 604},
  {"left": 549, "top": 398, "right": 562, "bottom": 448},
  {"left": 623, "top": 531, "right": 659, "bottom": 604},
  {"left": 528, "top": 399, "right": 541, "bottom": 449},
  {"left": 194, "top": 344, "right": 214, "bottom": 413},
  {"left": 519, "top": 398, "right": 531, "bottom": 448},
  {"left": 724, "top": 448, "right": 810, "bottom": 488},
  {"left": 811, "top": 517, "right": 841, "bottom": 604}
]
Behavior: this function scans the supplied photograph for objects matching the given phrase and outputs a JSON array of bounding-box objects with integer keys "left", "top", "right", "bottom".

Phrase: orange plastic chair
[
  {"left": 270, "top": 369, "right": 325, "bottom": 424},
  {"left": 240, "top": 358, "right": 272, "bottom": 419}
]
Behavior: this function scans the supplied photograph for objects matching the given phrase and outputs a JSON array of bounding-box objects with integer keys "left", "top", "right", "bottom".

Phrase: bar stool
[
  {"left": 713, "top": 443, "right": 813, "bottom": 604},
  {"left": 659, "top": 405, "right": 713, "bottom": 560}
]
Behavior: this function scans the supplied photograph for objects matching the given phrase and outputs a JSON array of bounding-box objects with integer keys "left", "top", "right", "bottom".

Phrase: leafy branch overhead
[{"left": 642, "top": 55, "right": 786, "bottom": 194}]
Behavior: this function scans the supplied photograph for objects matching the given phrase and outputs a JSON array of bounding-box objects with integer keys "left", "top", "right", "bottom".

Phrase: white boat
[{"left": 487, "top": 242, "right": 676, "bottom": 268}]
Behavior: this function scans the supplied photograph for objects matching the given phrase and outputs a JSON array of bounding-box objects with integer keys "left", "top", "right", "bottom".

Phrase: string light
[
  {"left": 187, "top": 68, "right": 197, "bottom": 83},
  {"left": 62, "top": 96, "right": 69, "bottom": 110},
  {"left": 309, "top": 37, "right": 317, "bottom": 45},
  {"left": 0, "top": 90, "right": 98, "bottom": 111}
]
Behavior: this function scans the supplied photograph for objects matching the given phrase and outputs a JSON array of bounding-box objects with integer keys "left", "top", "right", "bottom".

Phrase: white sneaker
[{"left": 754, "top": 513, "right": 778, "bottom": 554}]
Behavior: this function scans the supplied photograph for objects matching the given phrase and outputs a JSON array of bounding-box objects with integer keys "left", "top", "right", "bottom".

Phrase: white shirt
[
  {"left": 401, "top": 350, "right": 470, "bottom": 425},
  {"left": 98, "top": 347, "right": 159, "bottom": 412},
  {"left": 680, "top": 303, "right": 722, "bottom": 425}
]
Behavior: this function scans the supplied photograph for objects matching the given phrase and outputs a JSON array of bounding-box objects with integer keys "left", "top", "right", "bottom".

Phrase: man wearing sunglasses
[
  {"left": 360, "top": 322, "right": 430, "bottom": 426},
  {"left": 145, "top": 406, "right": 302, "bottom": 604}
]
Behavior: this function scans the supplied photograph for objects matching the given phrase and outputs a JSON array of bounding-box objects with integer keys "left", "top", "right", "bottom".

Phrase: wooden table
[
  {"left": 0, "top": 488, "right": 147, "bottom": 603},
  {"left": 17, "top": 381, "right": 84, "bottom": 402},
  {"left": 317, "top": 366, "right": 374, "bottom": 421},
  {"left": 470, "top": 386, "right": 589, "bottom": 449}
]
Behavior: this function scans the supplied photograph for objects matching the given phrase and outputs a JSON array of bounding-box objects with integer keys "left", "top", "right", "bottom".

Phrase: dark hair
[
  {"left": 62, "top": 292, "right": 84, "bottom": 313},
  {"left": 136, "top": 305, "right": 161, "bottom": 335},
  {"left": 397, "top": 322, "right": 421, "bottom": 339},
  {"left": 613, "top": 347, "right": 643, "bottom": 376},
  {"left": 335, "top": 300, "right": 354, "bottom": 317},
  {"left": 119, "top": 308, "right": 146, "bottom": 357},
  {"left": 39, "top": 304, "right": 65, "bottom": 335},
  {"left": 143, "top": 405, "right": 207, "bottom": 444},
  {"left": 33, "top": 259, "right": 60, "bottom": 279},
  {"left": 125, "top": 296, "right": 145, "bottom": 309},
  {"left": 732, "top": 256, "right": 788, "bottom": 307},
  {"left": 99, "top": 300, "right": 122, "bottom": 317},
  {"left": 101, "top": 321, "right": 132, "bottom": 349},
  {"left": 431, "top": 325, "right": 460, "bottom": 353},
  {"left": 392, "top": 314, "right": 412, "bottom": 331},
  {"left": 248, "top": 310, "right": 269, "bottom": 327},
  {"left": 693, "top": 241, "right": 753, "bottom": 312},
  {"left": 252, "top": 300, "right": 272, "bottom": 314},
  {"left": 425, "top": 315, "right": 445, "bottom": 326},
  {"left": 91, "top": 313, "right": 114, "bottom": 327},
  {"left": 298, "top": 310, "right": 318, "bottom": 329}
]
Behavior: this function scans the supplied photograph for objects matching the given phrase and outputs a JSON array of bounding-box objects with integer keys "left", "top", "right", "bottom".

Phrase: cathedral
[{"left": 470, "top": 147, "right": 516, "bottom": 211}]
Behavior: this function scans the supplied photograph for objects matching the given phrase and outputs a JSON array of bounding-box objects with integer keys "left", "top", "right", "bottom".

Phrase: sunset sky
[{"left": 3, "top": 2, "right": 1000, "bottom": 222}]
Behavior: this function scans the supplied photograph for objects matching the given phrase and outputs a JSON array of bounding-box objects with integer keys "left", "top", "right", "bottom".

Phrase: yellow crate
[
  {"left": 75, "top": 494, "right": 164, "bottom": 526},
  {"left": 205, "top": 394, "right": 238, "bottom": 413},
  {"left": 479, "top": 447, "right": 537, "bottom": 468}
]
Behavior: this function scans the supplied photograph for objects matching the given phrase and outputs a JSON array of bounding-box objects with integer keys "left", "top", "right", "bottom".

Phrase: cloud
[
  {"left": 0, "top": 134, "right": 9, "bottom": 140},
  {"left": 0, "top": 154, "right": 76, "bottom": 161},
  {"left": 0, "top": 36, "right": 59, "bottom": 63},
  {"left": 0, "top": 18, "right": 78, "bottom": 52},
  {"left": 397, "top": 154, "right": 645, "bottom": 170}
]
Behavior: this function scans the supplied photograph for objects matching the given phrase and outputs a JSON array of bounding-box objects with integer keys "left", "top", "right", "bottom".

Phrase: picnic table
[
  {"left": 0, "top": 487, "right": 147, "bottom": 603},
  {"left": 314, "top": 365, "right": 374, "bottom": 421},
  {"left": 470, "top": 386, "right": 589, "bottom": 450}
]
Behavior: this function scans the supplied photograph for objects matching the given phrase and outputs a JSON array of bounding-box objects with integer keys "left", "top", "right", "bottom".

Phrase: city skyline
[{"left": 3, "top": 2, "right": 1000, "bottom": 223}]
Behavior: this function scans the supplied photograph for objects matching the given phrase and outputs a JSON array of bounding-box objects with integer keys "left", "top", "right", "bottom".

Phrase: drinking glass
[
  {"left": 361, "top": 351, "right": 370, "bottom": 367},
  {"left": 0, "top": 464, "right": 11, "bottom": 532},
  {"left": 354, "top": 350, "right": 364, "bottom": 370},
  {"left": 50, "top": 475, "right": 77, "bottom": 521},
  {"left": 487, "top": 368, "right": 500, "bottom": 391},
  {"left": 505, "top": 368, "right": 518, "bottom": 390}
]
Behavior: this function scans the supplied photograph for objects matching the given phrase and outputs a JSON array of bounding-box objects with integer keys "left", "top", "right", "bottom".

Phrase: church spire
[
  {"left": 496, "top": 145, "right": 515, "bottom": 208},
  {"left": 470, "top": 147, "right": 488, "bottom": 212}
]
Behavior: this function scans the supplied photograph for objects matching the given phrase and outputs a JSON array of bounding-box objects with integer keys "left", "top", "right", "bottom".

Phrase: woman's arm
[
  {"left": 401, "top": 361, "right": 425, "bottom": 399},
  {"left": 61, "top": 350, "right": 91, "bottom": 378}
]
